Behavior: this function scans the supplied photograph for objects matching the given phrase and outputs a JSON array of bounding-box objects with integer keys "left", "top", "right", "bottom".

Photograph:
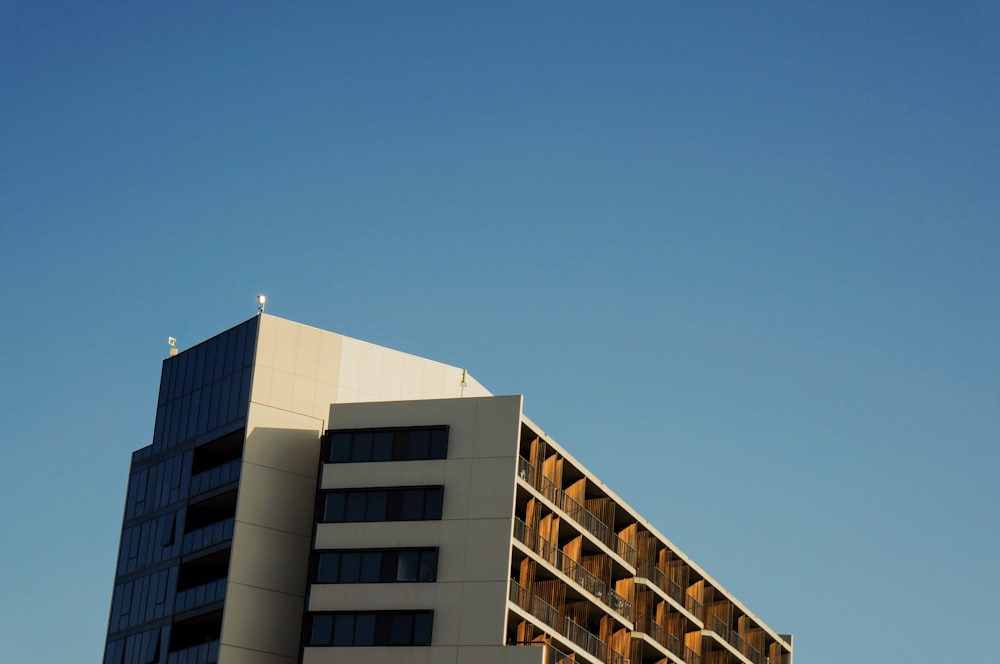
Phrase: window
[
  {"left": 321, "top": 487, "right": 443, "bottom": 523},
  {"left": 324, "top": 426, "right": 448, "bottom": 463},
  {"left": 315, "top": 549, "right": 438, "bottom": 583},
  {"left": 309, "top": 611, "right": 433, "bottom": 646}
]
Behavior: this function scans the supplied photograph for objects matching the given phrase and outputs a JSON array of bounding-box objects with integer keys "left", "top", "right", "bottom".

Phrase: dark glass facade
[{"left": 103, "top": 317, "right": 258, "bottom": 664}]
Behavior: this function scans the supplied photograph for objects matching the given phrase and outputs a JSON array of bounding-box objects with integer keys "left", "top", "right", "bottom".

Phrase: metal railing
[
  {"left": 531, "top": 595, "right": 562, "bottom": 628},
  {"left": 519, "top": 457, "right": 637, "bottom": 568},
  {"left": 684, "top": 647, "right": 700, "bottom": 664},
  {"left": 518, "top": 456, "right": 538, "bottom": 485},
  {"left": 636, "top": 615, "right": 682, "bottom": 658},
  {"left": 684, "top": 594, "right": 704, "bottom": 622},
  {"left": 665, "top": 631, "right": 681, "bottom": 657},
  {"left": 563, "top": 617, "right": 607, "bottom": 663},
  {"left": 189, "top": 459, "right": 241, "bottom": 496},
  {"left": 174, "top": 578, "right": 227, "bottom": 613},
  {"left": 509, "top": 580, "right": 530, "bottom": 610},
  {"left": 510, "top": 579, "right": 630, "bottom": 664},
  {"left": 637, "top": 563, "right": 685, "bottom": 606},
  {"left": 166, "top": 640, "right": 219, "bottom": 664},
  {"left": 181, "top": 517, "right": 234, "bottom": 554},
  {"left": 514, "top": 518, "right": 609, "bottom": 602},
  {"left": 710, "top": 614, "right": 730, "bottom": 640},
  {"left": 606, "top": 588, "right": 633, "bottom": 621},
  {"left": 545, "top": 643, "right": 576, "bottom": 664},
  {"left": 636, "top": 615, "right": 664, "bottom": 643}
]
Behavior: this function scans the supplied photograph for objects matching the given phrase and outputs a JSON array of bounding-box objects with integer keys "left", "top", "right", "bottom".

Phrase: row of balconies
[
  {"left": 509, "top": 581, "right": 629, "bottom": 664},
  {"left": 517, "top": 433, "right": 790, "bottom": 664},
  {"left": 519, "top": 456, "right": 638, "bottom": 568},
  {"left": 514, "top": 518, "right": 633, "bottom": 622}
]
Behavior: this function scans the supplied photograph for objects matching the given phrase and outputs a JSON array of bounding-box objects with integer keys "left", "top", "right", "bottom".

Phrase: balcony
[
  {"left": 564, "top": 617, "right": 628, "bottom": 664},
  {"left": 635, "top": 616, "right": 682, "bottom": 658},
  {"left": 509, "top": 580, "right": 630, "bottom": 664},
  {"left": 182, "top": 518, "right": 234, "bottom": 554},
  {"left": 166, "top": 640, "right": 219, "bottom": 664},
  {"left": 519, "top": 457, "right": 637, "bottom": 568},
  {"left": 188, "top": 459, "right": 241, "bottom": 496},
  {"left": 174, "top": 578, "right": 227, "bottom": 613},
  {"left": 514, "top": 519, "right": 608, "bottom": 602},
  {"left": 684, "top": 594, "right": 704, "bottom": 622}
]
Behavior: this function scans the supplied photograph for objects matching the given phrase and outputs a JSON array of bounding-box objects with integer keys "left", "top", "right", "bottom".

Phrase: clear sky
[{"left": 1, "top": 2, "right": 997, "bottom": 662}]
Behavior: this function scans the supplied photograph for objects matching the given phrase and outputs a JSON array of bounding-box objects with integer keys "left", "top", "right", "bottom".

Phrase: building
[{"left": 104, "top": 314, "right": 793, "bottom": 664}]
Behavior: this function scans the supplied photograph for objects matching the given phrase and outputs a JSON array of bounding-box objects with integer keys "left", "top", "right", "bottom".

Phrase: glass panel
[
  {"left": 397, "top": 551, "right": 419, "bottom": 581},
  {"left": 365, "top": 491, "right": 387, "bottom": 521},
  {"left": 401, "top": 489, "right": 425, "bottom": 520},
  {"left": 351, "top": 433, "right": 372, "bottom": 462},
  {"left": 332, "top": 614, "right": 354, "bottom": 646},
  {"left": 372, "top": 432, "right": 393, "bottom": 461},
  {"left": 424, "top": 488, "right": 443, "bottom": 520},
  {"left": 389, "top": 613, "right": 414, "bottom": 645},
  {"left": 324, "top": 493, "right": 345, "bottom": 522},
  {"left": 317, "top": 553, "right": 339, "bottom": 583},
  {"left": 345, "top": 493, "right": 366, "bottom": 522},
  {"left": 208, "top": 380, "right": 222, "bottom": 430},
  {"left": 380, "top": 551, "right": 398, "bottom": 582},
  {"left": 311, "top": 615, "right": 334, "bottom": 646},
  {"left": 385, "top": 490, "right": 403, "bottom": 520},
  {"left": 339, "top": 553, "right": 360, "bottom": 582},
  {"left": 330, "top": 433, "right": 352, "bottom": 463},
  {"left": 392, "top": 431, "right": 409, "bottom": 461},
  {"left": 430, "top": 428, "right": 448, "bottom": 459},
  {"left": 418, "top": 550, "right": 438, "bottom": 581},
  {"left": 408, "top": 430, "right": 430, "bottom": 459},
  {"left": 354, "top": 613, "right": 376, "bottom": 646},
  {"left": 359, "top": 552, "right": 381, "bottom": 583},
  {"left": 413, "top": 612, "right": 433, "bottom": 645},
  {"left": 193, "top": 343, "right": 206, "bottom": 388},
  {"left": 203, "top": 336, "right": 219, "bottom": 383}
]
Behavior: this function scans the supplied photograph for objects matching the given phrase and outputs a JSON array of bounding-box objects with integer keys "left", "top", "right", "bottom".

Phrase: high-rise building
[{"left": 104, "top": 314, "right": 792, "bottom": 664}]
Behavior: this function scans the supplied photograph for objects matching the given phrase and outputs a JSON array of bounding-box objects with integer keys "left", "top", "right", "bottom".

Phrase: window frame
[
  {"left": 323, "top": 426, "right": 449, "bottom": 464},
  {"left": 314, "top": 548, "right": 439, "bottom": 584}
]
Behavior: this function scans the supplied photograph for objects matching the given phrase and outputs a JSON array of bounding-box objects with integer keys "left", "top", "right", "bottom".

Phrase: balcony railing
[
  {"left": 518, "top": 456, "right": 537, "bottom": 485},
  {"left": 636, "top": 615, "right": 664, "bottom": 643},
  {"left": 636, "top": 615, "right": 682, "bottom": 658},
  {"left": 559, "top": 490, "right": 610, "bottom": 544},
  {"left": 182, "top": 517, "right": 234, "bottom": 554},
  {"left": 564, "top": 617, "right": 607, "bottom": 663},
  {"left": 166, "top": 640, "right": 219, "bottom": 664},
  {"left": 509, "top": 579, "right": 629, "bottom": 664},
  {"left": 514, "top": 519, "right": 608, "bottom": 603},
  {"left": 189, "top": 459, "right": 241, "bottom": 496},
  {"left": 606, "top": 588, "right": 633, "bottom": 622},
  {"left": 509, "top": 579, "right": 530, "bottom": 610},
  {"left": 531, "top": 595, "right": 561, "bottom": 628},
  {"left": 545, "top": 643, "right": 576, "bottom": 664},
  {"left": 520, "top": 458, "right": 637, "bottom": 567},
  {"left": 637, "top": 563, "right": 686, "bottom": 606},
  {"left": 684, "top": 647, "right": 701, "bottom": 664},
  {"left": 174, "top": 578, "right": 227, "bottom": 613},
  {"left": 710, "top": 615, "right": 730, "bottom": 640},
  {"left": 684, "top": 594, "right": 704, "bottom": 622}
]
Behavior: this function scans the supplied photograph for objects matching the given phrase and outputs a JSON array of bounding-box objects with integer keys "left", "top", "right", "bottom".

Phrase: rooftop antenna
[
  {"left": 168, "top": 337, "right": 178, "bottom": 357},
  {"left": 460, "top": 369, "right": 467, "bottom": 396},
  {"left": 257, "top": 294, "right": 266, "bottom": 314}
]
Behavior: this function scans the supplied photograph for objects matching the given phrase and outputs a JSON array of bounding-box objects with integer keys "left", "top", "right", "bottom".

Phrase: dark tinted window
[
  {"left": 315, "top": 549, "right": 438, "bottom": 584},
  {"left": 309, "top": 612, "right": 433, "bottom": 647},
  {"left": 324, "top": 427, "right": 449, "bottom": 463},
  {"left": 320, "top": 488, "right": 444, "bottom": 523}
]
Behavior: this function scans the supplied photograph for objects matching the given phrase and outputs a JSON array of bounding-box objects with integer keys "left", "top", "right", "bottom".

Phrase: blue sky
[{"left": 1, "top": 2, "right": 998, "bottom": 662}]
